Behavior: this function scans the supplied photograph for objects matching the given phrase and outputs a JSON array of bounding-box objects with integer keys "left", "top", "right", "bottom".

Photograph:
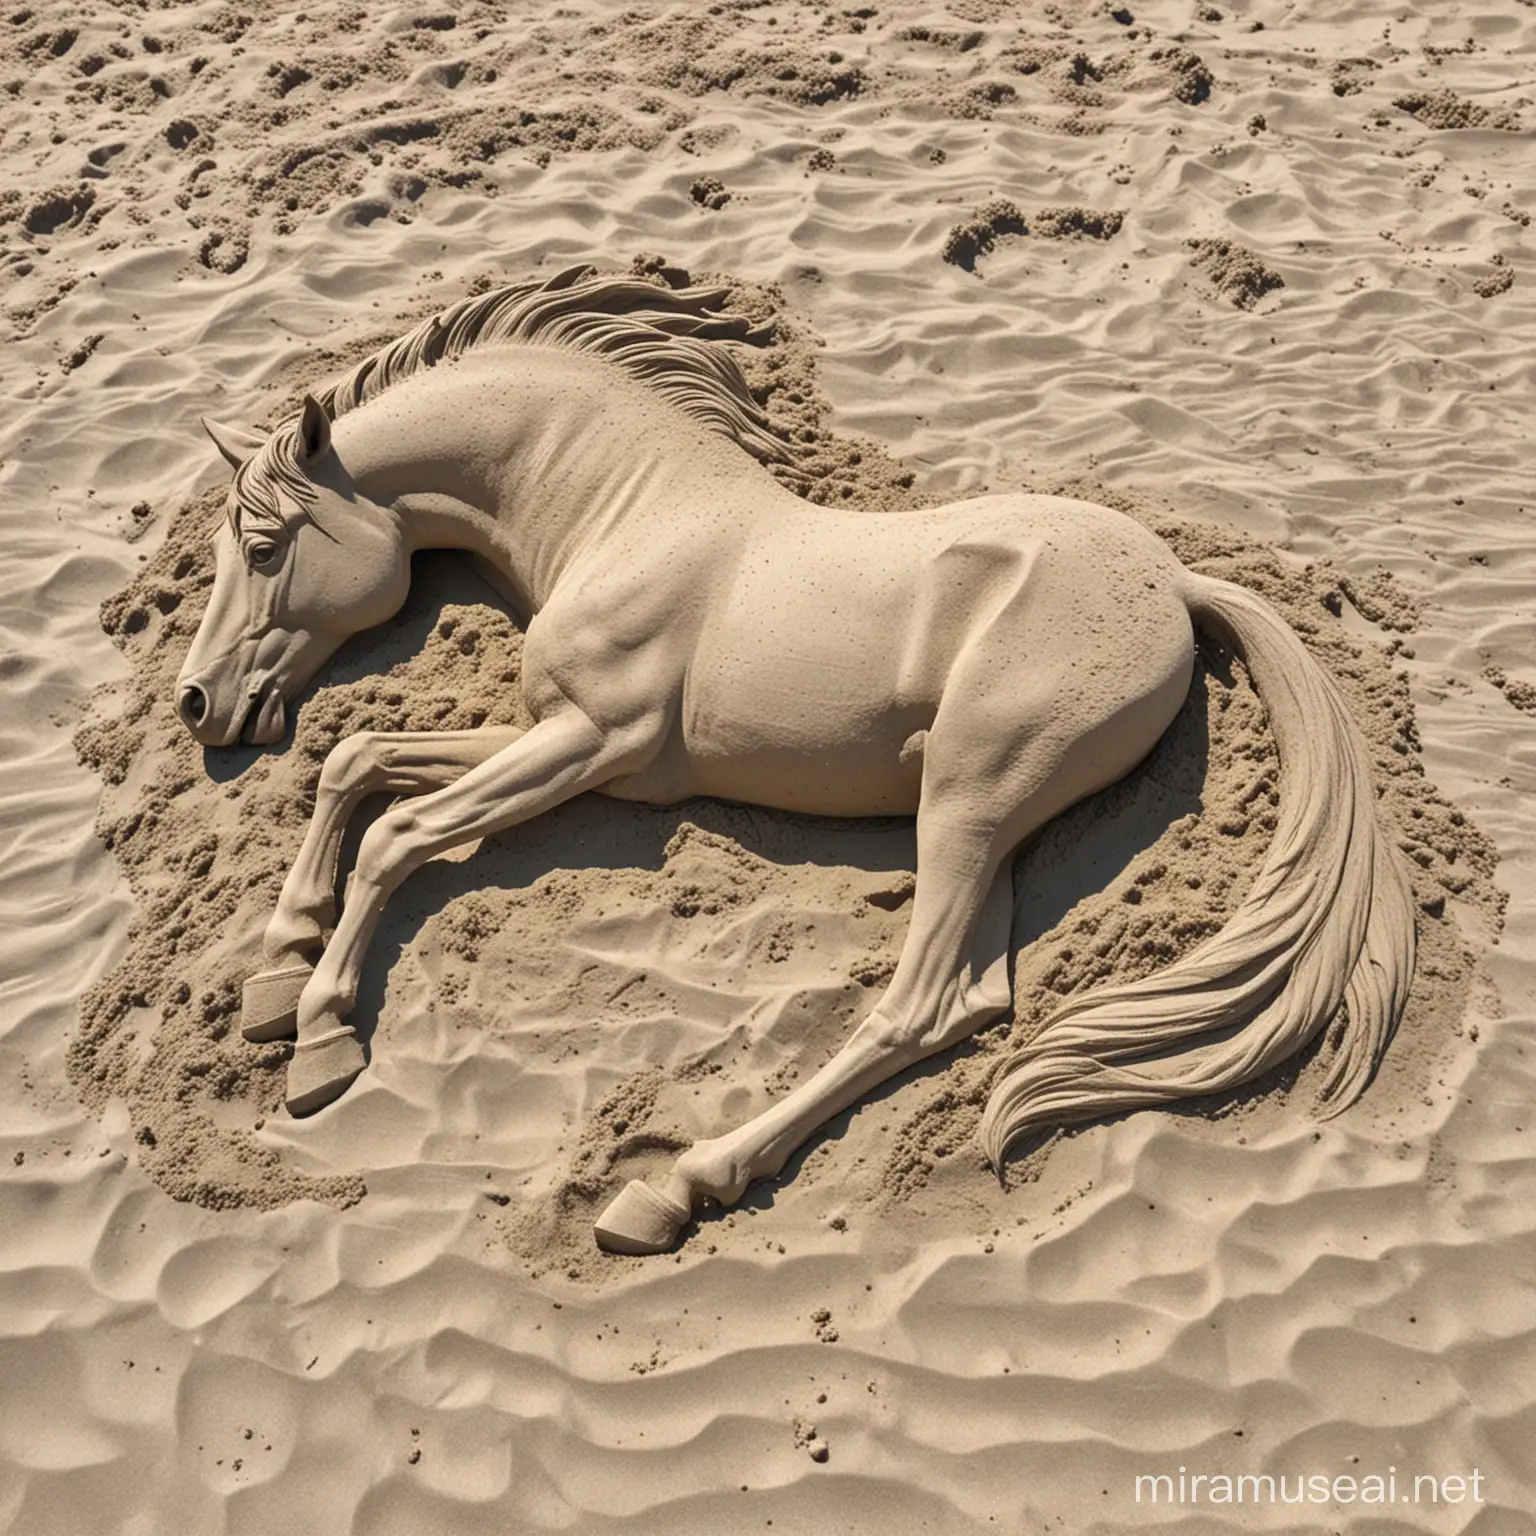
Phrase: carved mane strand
[{"left": 230, "top": 264, "right": 785, "bottom": 531}]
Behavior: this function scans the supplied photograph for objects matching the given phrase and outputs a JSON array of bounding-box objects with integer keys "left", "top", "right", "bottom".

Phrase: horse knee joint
[
  {"left": 379, "top": 805, "right": 419, "bottom": 849},
  {"left": 320, "top": 730, "right": 379, "bottom": 793},
  {"left": 861, "top": 1004, "right": 967, "bottom": 1061},
  {"left": 357, "top": 806, "right": 419, "bottom": 882},
  {"left": 860, "top": 1009, "right": 917, "bottom": 1056}
]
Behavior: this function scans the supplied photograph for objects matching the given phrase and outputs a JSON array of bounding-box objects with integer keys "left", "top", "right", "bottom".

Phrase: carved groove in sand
[{"left": 175, "top": 267, "right": 1416, "bottom": 1255}]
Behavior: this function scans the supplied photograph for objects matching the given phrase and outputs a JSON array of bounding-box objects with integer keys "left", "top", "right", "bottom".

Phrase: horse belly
[{"left": 673, "top": 597, "right": 932, "bottom": 816}]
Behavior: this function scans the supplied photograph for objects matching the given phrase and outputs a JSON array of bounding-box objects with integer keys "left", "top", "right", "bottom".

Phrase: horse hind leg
[
  {"left": 241, "top": 726, "right": 523, "bottom": 1042},
  {"left": 592, "top": 588, "right": 1195, "bottom": 1257},
  {"left": 593, "top": 777, "right": 1029, "bottom": 1256}
]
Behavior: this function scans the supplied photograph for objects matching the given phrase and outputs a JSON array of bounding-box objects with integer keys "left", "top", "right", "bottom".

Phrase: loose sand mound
[{"left": 71, "top": 272, "right": 1498, "bottom": 1278}]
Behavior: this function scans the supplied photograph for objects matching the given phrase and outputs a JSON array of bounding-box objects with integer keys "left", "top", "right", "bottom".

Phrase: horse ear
[
  {"left": 297, "top": 395, "right": 332, "bottom": 462},
  {"left": 201, "top": 416, "right": 265, "bottom": 469}
]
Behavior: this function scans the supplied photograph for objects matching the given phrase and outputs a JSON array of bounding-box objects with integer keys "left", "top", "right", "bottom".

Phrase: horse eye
[{"left": 247, "top": 540, "right": 281, "bottom": 569}]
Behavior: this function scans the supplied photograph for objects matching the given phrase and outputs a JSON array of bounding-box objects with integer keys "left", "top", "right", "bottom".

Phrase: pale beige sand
[{"left": 2, "top": 0, "right": 1534, "bottom": 1532}]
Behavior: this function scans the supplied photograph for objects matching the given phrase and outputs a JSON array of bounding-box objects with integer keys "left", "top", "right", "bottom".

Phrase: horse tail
[{"left": 979, "top": 570, "right": 1416, "bottom": 1170}]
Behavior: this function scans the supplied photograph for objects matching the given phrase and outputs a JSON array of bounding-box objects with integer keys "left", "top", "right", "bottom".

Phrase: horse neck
[{"left": 330, "top": 349, "right": 750, "bottom": 612}]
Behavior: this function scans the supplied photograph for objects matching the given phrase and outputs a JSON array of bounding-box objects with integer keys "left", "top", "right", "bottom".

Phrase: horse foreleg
[
  {"left": 285, "top": 707, "right": 652, "bottom": 1115},
  {"left": 242, "top": 727, "right": 523, "bottom": 1042},
  {"left": 594, "top": 813, "right": 1018, "bottom": 1255}
]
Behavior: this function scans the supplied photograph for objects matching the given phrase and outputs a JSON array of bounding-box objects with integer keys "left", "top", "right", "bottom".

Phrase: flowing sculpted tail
[{"left": 979, "top": 571, "right": 1416, "bottom": 1170}]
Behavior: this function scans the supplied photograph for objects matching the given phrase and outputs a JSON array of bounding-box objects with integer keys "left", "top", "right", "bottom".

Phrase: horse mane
[{"left": 230, "top": 264, "right": 787, "bottom": 531}]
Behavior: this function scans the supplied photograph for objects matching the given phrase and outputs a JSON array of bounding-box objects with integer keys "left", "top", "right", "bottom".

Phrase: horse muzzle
[{"left": 175, "top": 668, "right": 287, "bottom": 746}]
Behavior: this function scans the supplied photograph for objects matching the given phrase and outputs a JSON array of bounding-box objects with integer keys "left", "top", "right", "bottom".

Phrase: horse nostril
[{"left": 178, "top": 682, "right": 209, "bottom": 729}]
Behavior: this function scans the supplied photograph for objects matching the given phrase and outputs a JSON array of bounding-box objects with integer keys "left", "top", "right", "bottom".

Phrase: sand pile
[
  {"left": 70, "top": 270, "right": 1498, "bottom": 1274},
  {"left": 1187, "top": 235, "right": 1286, "bottom": 309}
]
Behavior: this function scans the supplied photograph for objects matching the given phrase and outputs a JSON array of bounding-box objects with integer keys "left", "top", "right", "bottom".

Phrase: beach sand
[{"left": 2, "top": 0, "right": 1534, "bottom": 1531}]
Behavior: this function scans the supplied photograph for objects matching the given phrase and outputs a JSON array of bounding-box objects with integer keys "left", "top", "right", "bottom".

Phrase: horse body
[
  {"left": 176, "top": 268, "right": 1415, "bottom": 1256},
  {"left": 655, "top": 495, "right": 1194, "bottom": 818},
  {"left": 324, "top": 348, "right": 1197, "bottom": 821}
]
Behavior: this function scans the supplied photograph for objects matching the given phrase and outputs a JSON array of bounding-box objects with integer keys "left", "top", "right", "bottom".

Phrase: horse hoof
[
  {"left": 241, "top": 961, "right": 314, "bottom": 1042},
  {"left": 593, "top": 1180, "right": 691, "bottom": 1255},
  {"left": 285, "top": 1025, "right": 365, "bottom": 1116}
]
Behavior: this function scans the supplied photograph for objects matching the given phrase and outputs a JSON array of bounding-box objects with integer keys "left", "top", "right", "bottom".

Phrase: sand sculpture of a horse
[{"left": 175, "top": 266, "right": 1415, "bottom": 1255}]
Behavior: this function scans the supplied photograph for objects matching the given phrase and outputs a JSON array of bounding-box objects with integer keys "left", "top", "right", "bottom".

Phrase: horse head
[{"left": 175, "top": 395, "right": 412, "bottom": 747}]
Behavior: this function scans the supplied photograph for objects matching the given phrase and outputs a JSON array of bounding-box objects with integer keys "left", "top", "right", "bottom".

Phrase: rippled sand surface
[{"left": 2, "top": 0, "right": 1534, "bottom": 1531}]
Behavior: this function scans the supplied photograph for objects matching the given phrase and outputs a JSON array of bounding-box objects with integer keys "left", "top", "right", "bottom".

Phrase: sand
[{"left": 2, "top": 0, "right": 1534, "bottom": 1531}]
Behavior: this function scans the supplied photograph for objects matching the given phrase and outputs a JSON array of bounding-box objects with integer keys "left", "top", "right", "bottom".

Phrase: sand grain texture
[{"left": 3, "top": 0, "right": 1534, "bottom": 1532}]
